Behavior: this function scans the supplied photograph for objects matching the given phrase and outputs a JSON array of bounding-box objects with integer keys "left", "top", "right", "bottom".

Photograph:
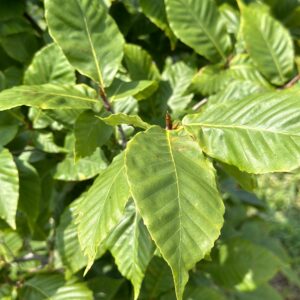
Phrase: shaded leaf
[
  {"left": 74, "top": 111, "right": 112, "bottom": 158},
  {"left": 24, "top": 43, "right": 75, "bottom": 85},
  {"left": 99, "top": 113, "right": 150, "bottom": 129},
  {"left": 0, "top": 148, "right": 19, "bottom": 229},
  {"left": 106, "top": 203, "right": 155, "bottom": 299}
]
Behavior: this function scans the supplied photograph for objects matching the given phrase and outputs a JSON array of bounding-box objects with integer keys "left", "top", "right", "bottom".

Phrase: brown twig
[
  {"left": 99, "top": 86, "right": 127, "bottom": 148},
  {"left": 284, "top": 74, "right": 300, "bottom": 89},
  {"left": 165, "top": 112, "right": 172, "bottom": 130}
]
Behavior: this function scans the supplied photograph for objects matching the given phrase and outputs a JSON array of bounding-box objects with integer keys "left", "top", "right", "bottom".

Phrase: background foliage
[{"left": 0, "top": 0, "right": 300, "bottom": 299}]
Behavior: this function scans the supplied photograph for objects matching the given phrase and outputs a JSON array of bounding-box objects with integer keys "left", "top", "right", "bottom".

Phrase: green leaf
[
  {"left": 16, "top": 159, "right": 41, "bottom": 231},
  {"left": 0, "top": 84, "right": 99, "bottom": 111},
  {"left": 107, "top": 78, "right": 157, "bottom": 101},
  {"left": 0, "top": 71, "right": 5, "bottom": 91},
  {"left": 183, "top": 89, "right": 300, "bottom": 173},
  {"left": 32, "top": 132, "right": 66, "bottom": 154},
  {"left": 219, "top": 3, "right": 240, "bottom": 36},
  {"left": 56, "top": 195, "right": 102, "bottom": 274},
  {"left": 106, "top": 203, "right": 155, "bottom": 299},
  {"left": 190, "top": 64, "right": 231, "bottom": 96},
  {"left": 21, "top": 274, "right": 93, "bottom": 300},
  {"left": 185, "top": 286, "right": 225, "bottom": 300},
  {"left": 208, "top": 80, "right": 268, "bottom": 106},
  {"left": 0, "top": 111, "right": 19, "bottom": 146},
  {"left": 0, "top": 229, "right": 22, "bottom": 262},
  {"left": 162, "top": 61, "right": 195, "bottom": 112},
  {"left": 45, "top": 0, "right": 124, "bottom": 87},
  {"left": 141, "top": 256, "right": 174, "bottom": 298},
  {"left": 24, "top": 43, "right": 75, "bottom": 85},
  {"left": 76, "top": 153, "right": 130, "bottom": 270},
  {"left": 74, "top": 111, "right": 113, "bottom": 158},
  {"left": 87, "top": 276, "right": 124, "bottom": 300},
  {"left": 99, "top": 113, "right": 151, "bottom": 130},
  {"left": 241, "top": 4, "right": 294, "bottom": 85},
  {"left": 125, "top": 127, "right": 224, "bottom": 300},
  {"left": 140, "top": 0, "right": 177, "bottom": 48},
  {"left": 204, "top": 238, "right": 281, "bottom": 290},
  {"left": 54, "top": 148, "right": 108, "bottom": 181},
  {"left": 165, "top": 0, "right": 232, "bottom": 62},
  {"left": 1, "top": 32, "right": 40, "bottom": 63},
  {"left": 123, "top": 44, "right": 160, "bottom": 81},
  {"left": 0, "top": 1, "right": 25, "bottom": 20},
  {"left": 235, "top": 284, "right": 283, "bottom": 300},
  {"left": 0, "top": 148, "right": 19, "bottom": 229}
]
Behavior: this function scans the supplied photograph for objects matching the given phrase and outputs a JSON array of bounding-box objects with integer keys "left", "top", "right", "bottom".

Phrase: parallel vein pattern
[
  {"left": 183, "top": 89, "right": 300, "bottom": 173},
  {"left": 76, "top": 153, "right": 130, "bottom": 270},
  {"left": 165, "top": 0, "right": 231, "bottom": 62},
  {"left": 0, "top": 84, "right": 99, "bottom": 111},
  {"left": 106, "top": 203, "right": 154, "bottom": 300},
  {"left": 125, "top": 126, "right": 224, "bottom": 300},
  {"left": 45, "top": 0, "right": 124, "bottom": 87}
]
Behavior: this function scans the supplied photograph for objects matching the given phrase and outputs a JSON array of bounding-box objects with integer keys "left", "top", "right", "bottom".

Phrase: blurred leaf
[
  {"left": 140, "top": 0, "right": 176, "bottom": 48},
  {"left": 99, "top": 113, "right": 150, "bottom": 129},
  {"left": 24, "top": 43, "right": 75, "bottom": 85},
  {"left": 0, "top": 148, "right": 19, "bottom": 229},
  {"left": 107, "top": 78, "right": 157, "bottom": 101},
  {"left": 54, "top": 148, "right": 108, "bottom": 181}
]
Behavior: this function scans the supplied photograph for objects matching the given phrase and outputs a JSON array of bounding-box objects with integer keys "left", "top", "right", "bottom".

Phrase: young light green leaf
[
  {"left": 241, "top": 4, "right": 294, "bottom": 85},
  {"left": 99, "top": 113, "right": 151, "bottom": 130},
  {"left": 183, "top": 89, "right": 300, "bottom": 173},
  {"left": 140, "top": 0, "right": 176, "bottom": 48},
  {"left": 125, "top": 127, "right": 224, "bottom": 300},
  {"left": 76, "top": 153, "right": 130, "bottom": 271},
  {"left": 0, "top": 148, "right": 19, "bottom": 229},
  {"left": 165, "top": 0, "right": 232, "bottom": 62},
  {"left": 45, "top": 0, "right": 124, "bottom": 87},
  {"left": 24, "top": 43, "right": 75, "bottom": 85},
  {"left": 106, "top": 203, "right": 155, "bottom": 300},
  {"left": 0, "top": 84, "right": 99, "bottom": 111},
  {"left": 107, "top": 78, "right": 157, "bottom": 101},
  {"left": 74, "top": 111, "right": 113, "bottom": 158}
]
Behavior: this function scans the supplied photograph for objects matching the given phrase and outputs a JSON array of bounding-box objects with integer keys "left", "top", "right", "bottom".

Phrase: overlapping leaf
[
  {"left": 183, "top": 89, "right": 300, "bottom": 173},
  {"left": 165, "top": 0, "right": 231, "bottom": 62},
  {"left": 0, "top": 148, "right": 19, "bottom": 229},
  {"left": 125, "top": 126, "right": 224, "bottom": 299},
  {"left": 45, "top": 0, "right": 124, "bottom": 87},
  {"left": 241, "top": 4, "right": 294, "bottom": 85},
  {"left": 106, "top": 203, "right": 155, "bottom": 299},
  {"left": 0, "top": 84, "right": 99, "bottom": 111},
  {"left": 99, "top": 113, "right": 150, "bottom": 129},
  {"left": 76, "top": 153, "right": 130, "bottom": 270}
]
